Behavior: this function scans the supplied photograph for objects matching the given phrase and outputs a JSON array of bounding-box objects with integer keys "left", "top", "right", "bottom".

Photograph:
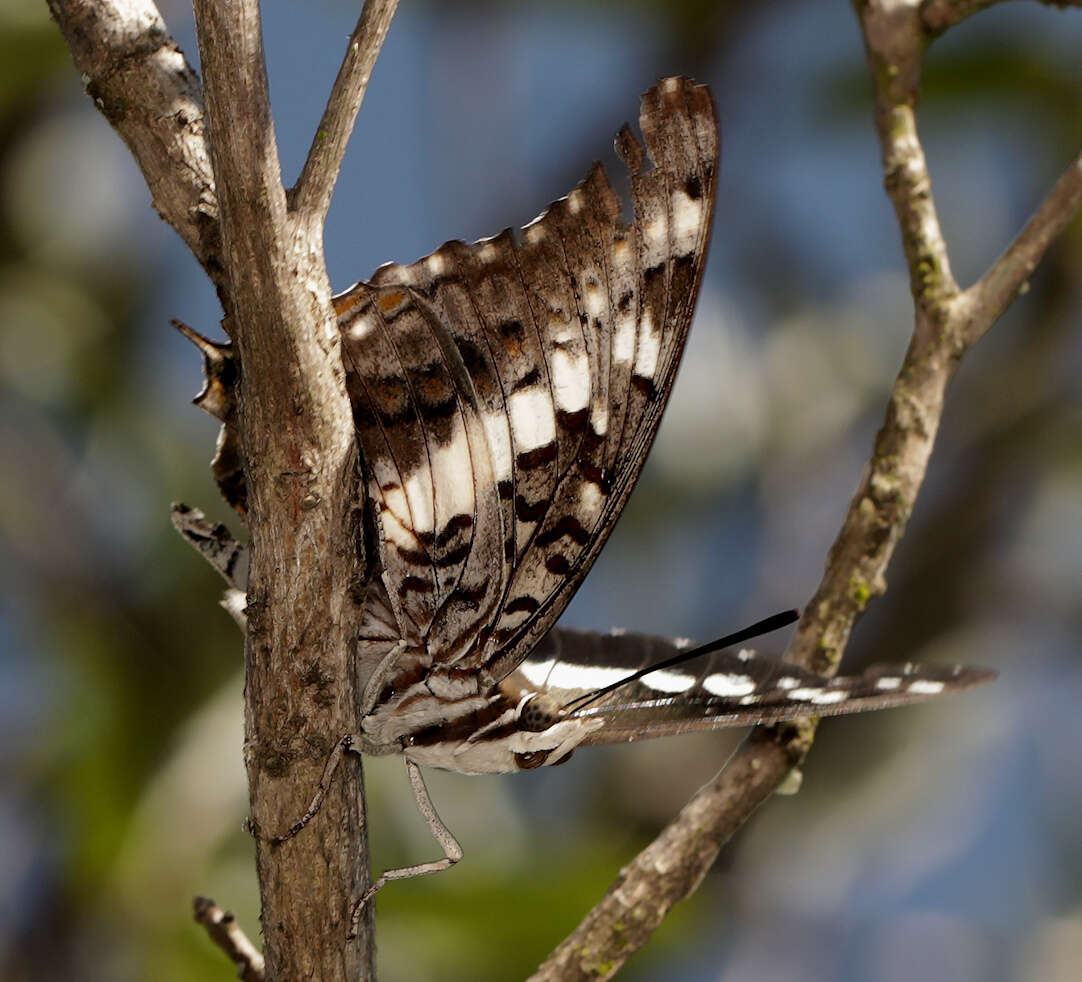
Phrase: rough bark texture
[{"left": 189, "top": 1, "right": 374, "bottom": 977}]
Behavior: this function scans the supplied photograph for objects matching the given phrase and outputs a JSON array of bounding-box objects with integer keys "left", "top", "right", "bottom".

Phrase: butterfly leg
[
  {"left": 348, "top": 759, "right": 463, "bottom": 937},
  {"left": 272, "top": 733, "right": 355, "bottom": 842}
]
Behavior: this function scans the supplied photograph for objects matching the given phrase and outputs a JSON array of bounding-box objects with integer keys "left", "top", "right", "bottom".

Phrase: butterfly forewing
[
  {"left": 512, "top": 628, "right": 998, "bottom": 746},
  {"left": 339, "top": 76, "right": 718, "bottom": 685}
]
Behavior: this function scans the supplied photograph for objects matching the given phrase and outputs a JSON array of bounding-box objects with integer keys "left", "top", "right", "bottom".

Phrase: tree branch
[
  {"left": 531, "top": 2, "right": 1082, "bottom": 978},
  {"left": 189, "top": 0, "right": 383, "bottom": 976},
  {"left": 289, "top": 0, "right": 399, "bottom": 221},
  {"left": 193, "top": 897, "right": 266, "bottom": 982},
  {"left": 46, "top": 0, "right": 226, "bottom": 296}
]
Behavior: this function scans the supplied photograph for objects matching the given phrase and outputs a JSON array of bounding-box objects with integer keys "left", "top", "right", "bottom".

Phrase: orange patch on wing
[
  {"left": 331, "top": 284, "right": 366, "bottom": 316},
  {"left": 378, "top": 290, "right": 408, "bottom": 312}
]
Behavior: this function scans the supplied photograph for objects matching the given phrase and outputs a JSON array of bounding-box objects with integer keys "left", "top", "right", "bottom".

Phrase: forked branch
[{"left": 529, "top": 2, "right": 1082, "bottom": 979}]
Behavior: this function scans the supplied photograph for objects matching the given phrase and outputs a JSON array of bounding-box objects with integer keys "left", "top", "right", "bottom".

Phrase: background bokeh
[{"left": 3, "top": 1, "right": 1081, "bottom": 980}]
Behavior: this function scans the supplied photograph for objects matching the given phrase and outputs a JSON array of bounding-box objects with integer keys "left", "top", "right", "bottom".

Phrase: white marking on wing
[
  {"left": 645, "top": 214, "right": 668, "bottom": 248},
  {"left": 810, "top": 690, "right": 849, "bottom": 705},
  {"left": 634, "top": 308, "right": 659, "bottom": 379},
  {"left": 641, "top": 669, "right": 695, "bottom": 693},
  {"left": 509, "top": 386, "right": 556, "bottom": 452},
  {"left": 379, "top": 485, "right": 423, "bottom": 549},
  {"left": 550, "top": 317, "right": 577, "bottom": 345},
  {"left": 498, "top": 606, "right": 533, "bottom": 631},
  {"left": 348, "top": 314, "right": 375, "bottom": 340},
  {"left": 672, "top": 190, "right": 703, "bottom": 251},
  {"left": 426, "top": 252, "right": 447, "bottom": 276},
  {"left": 378, "top": 507, "right": 418, "bottom": 552},
  {"left": 788, "top": 687, "right": 823, "bottom": 701},
  {"left": 703, "top": 673, "right": 757, "bottom": 697},
  {"left": 875, "top": 677, "right": 902, "bottom": 690},
  {"left": 907, "top": 679, "right": 945, "bottom": 695},
  {"left": 591, "top": 405, "right": 609, "bottom": 436},
  {"left": 550, "top": 349, "right": 590, "bottom": 413},
  {"left": 524, "top": 222, "right": 547, "bottom": 245},
  {"left": 580, "top": 481, "right": 602, "bottom": 515},
  {"left": 567, "top": 190, "right": 584, "bottom": 215},
  {"left": 403, "top": 469, "right": 435, "bottom": 533},
  {"left": 482, "top": 410, "right": 513, "bottom": 482},
  {"left": 547, "top": 663, "right": 632, "bottom": 690},
  {"left": 584, "top": 282, "right": 606, "bottom": 321},
  {"left": 430, "top": 418, "right": 475, "bottom": 522},
  {"left": 776, "top": 676, "right": 799, "bottom": 690},
  {"left": 613, "top": 313, "right": 637, "bottom": 363}
]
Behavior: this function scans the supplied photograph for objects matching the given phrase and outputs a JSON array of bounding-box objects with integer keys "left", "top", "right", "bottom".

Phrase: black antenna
[{"left": 563, "top": 609, "right": 800, "bottom": 714}]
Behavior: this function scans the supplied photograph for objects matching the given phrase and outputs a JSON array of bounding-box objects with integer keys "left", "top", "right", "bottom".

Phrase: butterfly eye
[
  {"left": 518, "top": 694, "right": 563, "bottom": 732},
  {"left": 513, "top": 750, "right": 548, "bottom": 770}
]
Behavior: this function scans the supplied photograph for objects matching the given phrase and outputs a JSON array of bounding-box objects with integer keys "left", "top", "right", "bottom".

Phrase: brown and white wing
[{"left": 336, "top": 77, "right": 718, "bottom": 678}]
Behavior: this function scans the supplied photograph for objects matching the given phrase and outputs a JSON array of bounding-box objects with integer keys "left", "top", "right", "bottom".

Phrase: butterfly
[
  {"left": 175, "top": 77, "right": 993, "bottom": 914},
  {"left": 325, "top": 77, "right": 992, "bottom": 903}
]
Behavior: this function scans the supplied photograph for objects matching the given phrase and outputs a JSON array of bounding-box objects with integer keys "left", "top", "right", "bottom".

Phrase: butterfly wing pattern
[
  {"left": 335, "top": 76, "right": 991, "bottom": 775},
  {"left": 322, "top": 77, "right": 993, "bottom": 899}
]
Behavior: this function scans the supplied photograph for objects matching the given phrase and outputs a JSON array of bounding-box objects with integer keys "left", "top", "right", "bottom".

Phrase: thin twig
[
  {"left": 290, "top": 0, "right": 400, "bottom": 220},
  {"left": 193, "top": 896, "right": 266, "bottom": 982},
  {"left": 529, "top": 2, "right": 1082, "bottom": 978},
  {"left": 956, "top": 148, "right": 1082, "bottom": 348}
]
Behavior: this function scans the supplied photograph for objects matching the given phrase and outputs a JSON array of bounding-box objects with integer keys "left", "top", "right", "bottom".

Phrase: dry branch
[{"left": 189, "top": 0, "right": 391, "bottom": 975}]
